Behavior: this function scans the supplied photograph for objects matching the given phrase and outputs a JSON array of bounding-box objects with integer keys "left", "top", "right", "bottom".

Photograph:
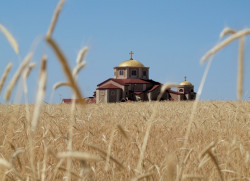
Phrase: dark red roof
[
  {"left": 149, "top": 84, "right": 160, "bottom": 92},
  {"left": 98, "top": 78, "right": 150, "bottom": 86},
  {"left": 168, "top": 90, "right": 184, "bottom": 95},
  {"left": 134, "top": 91, "right": 144, "bottom": 95},
  {"left": 98, "top": 83, "right": 121, "bottom": 90}
]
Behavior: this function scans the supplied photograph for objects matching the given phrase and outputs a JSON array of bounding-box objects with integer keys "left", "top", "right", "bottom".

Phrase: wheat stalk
[
  {"left": 31, "top": 55, "right": 47, "bottom": 131},
  {"left": 105, "top": 128, "right": 116, "bottom": 171},
  {"left": 4, "top": 53, "right": 33, "bottom": 101},
  {"left": 46, "top": 38, "right": 84, "bottom": 104},
  {"left": 53, "top": 81, "right": 71, "bottom": 90},
  {"left": 0, "top": 24, "right": 19, "bottom": 54},
  {"left": 47, "top": 0, "right": 65, "bottom": 38},
  {"left": 177, "top": 56, "right": 214, "bottom": 181},
  {"left": 23, "top": 62, "right": 36, "bottom": 94},
  {"left": 237, "top": 37, "right": 244, "bottom": 100},
  {"left": 73, "top": 61, "right": 86, "bottom": 79},
  {"left": 207, "top": 150, "right": 224, "bottom": 181},
  {"left": 0, "top": 63, "right": 12, "bottom": 95}
]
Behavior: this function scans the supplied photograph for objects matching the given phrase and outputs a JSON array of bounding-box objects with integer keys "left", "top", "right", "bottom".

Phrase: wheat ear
[
  {"left": 76, "top": 46, "right": 88, "bottom": 64},
  {"left": 4, "top": 53, "right": 32, "bottom": 101},
  {"left": 201, "top": 29, "right": 250, "bottom": 63},
  {"left": 117, "top": 124, "right": 128, "bottom": 139},
  {"left": 73, "top": 61, "right": 86, "bottom": 78},
  {"left": 0, "top": 63, "right": 12, "bottom": 95},
  {"left": 0, "top": 158, "right": 11, "bottom": 169},
  {"left": 220, "top": 27, "right": 236, "bottom": 38},
  {"left": 0, "top": 24, "right": 19, "bottom": 54},
  {"left": 47, "top": 0, "right": 65, "bottom": 38},
  {"left": 46, "top": 38, "right": 84, "bottom": 103},
  {"left": 31, "top": 55, "right": 47, "bottom": 131}
]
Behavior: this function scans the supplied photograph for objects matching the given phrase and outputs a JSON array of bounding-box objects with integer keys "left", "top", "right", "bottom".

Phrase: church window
[
  {"left": 179, "top": 89, "right": 183, "bottom": 92},
  {"left": 132, "top": 70, "right": 137, "bottom": 76},
  {"left": 119, "top": 70, "right": 124, "bottom": 75},
  {"left": 143, "top": 71, "right": 147, "bottom": 76}
]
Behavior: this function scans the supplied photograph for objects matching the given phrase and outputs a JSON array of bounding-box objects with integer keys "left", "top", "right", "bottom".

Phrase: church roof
[
  {"left": 118, "top": 59, "right": 145, "bottom": 67},
  {"left": 98, "top": 78, "right": 150, "bottom": 87},
  {"left": 98, "top": 83, "right": 121, "bottom": 89}
]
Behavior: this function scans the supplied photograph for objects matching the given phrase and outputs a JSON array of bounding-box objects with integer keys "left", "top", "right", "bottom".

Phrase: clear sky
[{"left": 0, "top": 0, "right": 250, "bottom": 103}]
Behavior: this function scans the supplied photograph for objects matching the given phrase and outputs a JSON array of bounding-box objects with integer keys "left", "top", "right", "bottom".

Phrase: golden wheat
[
  {"left": 237, "top": 37, "right": 244, "bottom": 100},
  {"left": 0, "top": 63, "right": 12, "bottom": 95},
  {"left": 47, "top": 0, "right": 65, "bottom": 38},
  {"left": 31, "top": 55, "right": 47, "bottom": 131},
  {"left": 0, "top": 24, "right": 19, "bottom": 54},
  {"left": 4, "top": 53, "right": 32, "bottom": 101}
]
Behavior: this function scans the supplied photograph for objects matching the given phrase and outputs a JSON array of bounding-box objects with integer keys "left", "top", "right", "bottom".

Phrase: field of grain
[
  {"left": 0, "top": 101, "right": 249, "bottom": 180},
  {"left": 1, "top": 0, "right": 250, "bottom": 180}
]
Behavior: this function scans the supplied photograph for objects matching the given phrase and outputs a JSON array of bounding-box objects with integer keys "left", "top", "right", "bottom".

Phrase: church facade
[{"left": 95, "top": 51, "right": 196, "bottom": 103}]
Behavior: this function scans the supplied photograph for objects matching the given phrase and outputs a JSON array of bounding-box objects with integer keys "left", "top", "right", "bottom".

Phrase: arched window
[
  {"left": 143, "top": 71, "right": 147, "bottom": 76},
  {"left": 179, "top": 89, "right": 183, "bottom": 92},
  {"left": 119, "top": 70, "right": 124, "bottom": 75},
  {"left": 132, "top": 70, "right": 137, "bottom": 76}
]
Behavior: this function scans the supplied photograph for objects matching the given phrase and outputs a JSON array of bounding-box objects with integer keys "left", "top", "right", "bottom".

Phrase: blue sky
[{"left": 0, "top": 0, "right": 250, "bottom": 103}]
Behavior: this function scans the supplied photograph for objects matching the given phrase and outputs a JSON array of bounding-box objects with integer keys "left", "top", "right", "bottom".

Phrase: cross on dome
[{"left": 129, "top": 51, "right": 134, "bottom": 60}]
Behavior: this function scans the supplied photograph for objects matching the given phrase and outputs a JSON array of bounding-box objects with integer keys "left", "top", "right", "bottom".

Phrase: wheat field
[
  {"left": 0, "top": 101, "right": 249, "bottom": 180},
  {"left": 0, "top": 0, "right": 250, "bottom": 180}
]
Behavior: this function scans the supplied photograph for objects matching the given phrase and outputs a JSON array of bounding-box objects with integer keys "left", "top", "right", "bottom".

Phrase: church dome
[
  {"left": 118, "top": 59, "right": 145, "bottom": 67},
  {"left": 179, "top": 81, "right": 193, "bottom": 86}
]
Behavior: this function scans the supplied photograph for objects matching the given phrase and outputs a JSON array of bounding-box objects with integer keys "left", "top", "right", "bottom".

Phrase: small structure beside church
[{"left": 94, "top": 51, "right": 196, "bottom": 103}]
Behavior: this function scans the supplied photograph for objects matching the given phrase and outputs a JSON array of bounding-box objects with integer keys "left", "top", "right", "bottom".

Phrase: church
[{"left": 94, "top": 51, "right": 196, "bottom": 103}]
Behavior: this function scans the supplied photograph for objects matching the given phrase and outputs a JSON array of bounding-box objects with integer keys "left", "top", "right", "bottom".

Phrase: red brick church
[{"left": 94, "top": 51, "right": 196, "bottom": 103}]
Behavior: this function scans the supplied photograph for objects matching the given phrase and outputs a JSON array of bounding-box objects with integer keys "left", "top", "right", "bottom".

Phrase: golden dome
[
  {"left": 118, "top": 59, "right": 145, "bottom": 67},
  {"left": 179, "top": 81, "right": 193, "bottom": 86}
]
